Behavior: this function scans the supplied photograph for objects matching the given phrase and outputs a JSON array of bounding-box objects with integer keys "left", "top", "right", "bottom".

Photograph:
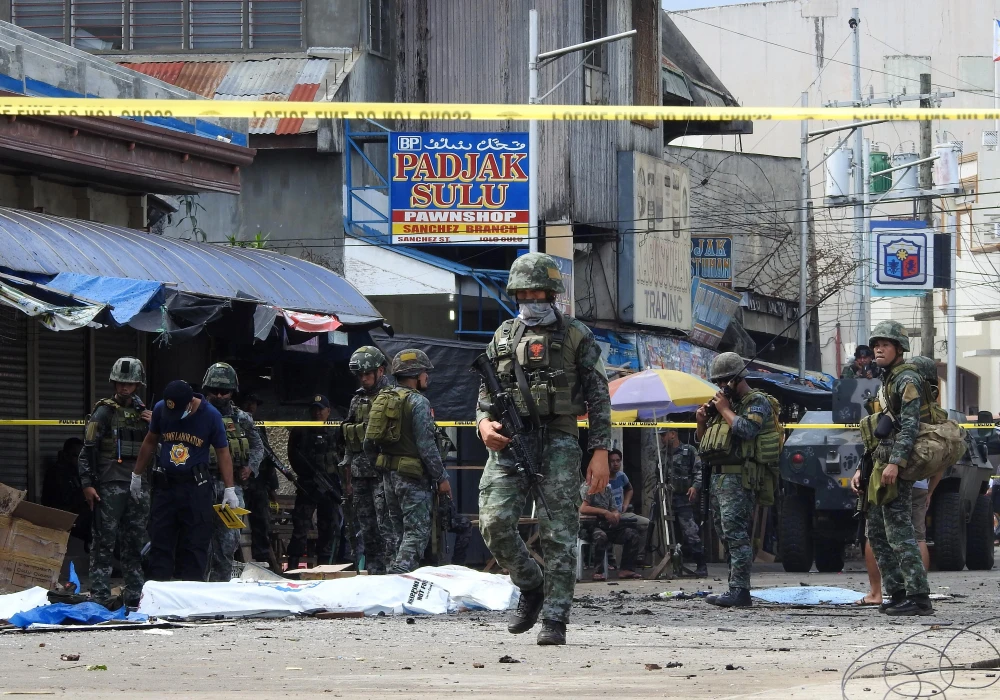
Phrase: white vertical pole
[
  {"left": 798, "top": 92, "right": 809, "bottom": 379},
  {"left": 850, "top": 8, "right": 867, "bottom": 344},
  {"left": 946, "top": 213, "right": 958, "bottom": 411},
  {"left": 863, "top": 137, "right": 871, "bottom": 332},
  {"left": 528, "top": 9, "right": 539, "bottom": 254}
]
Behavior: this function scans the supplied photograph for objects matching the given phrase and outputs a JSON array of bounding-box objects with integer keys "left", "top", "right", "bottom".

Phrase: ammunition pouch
[
  {"left": 698, "top": 420, "right": 733, "bottom": 460},
  {"left": 343, "top": 422, "right": 366, "bottom": 452},
  {"left": 376, "top": 454, "right": 425, "bottom": 480},
  {"left": 670, "top": 476, "right": 691, "bottom": 493}
]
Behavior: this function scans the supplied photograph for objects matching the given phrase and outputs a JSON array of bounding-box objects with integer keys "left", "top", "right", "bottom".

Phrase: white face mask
[{"left": 518, "top": 301, "right": 557, "bottom": 327}]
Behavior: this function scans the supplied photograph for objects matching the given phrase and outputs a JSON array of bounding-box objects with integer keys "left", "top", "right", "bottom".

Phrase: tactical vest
[
  {"left": 95, "top": 398, "right": 148, "bottom": 462},
  {"left": 872, "top": 363, "right": 945, "bottom": 425},
  {"left": 663, "top": 445, "right": 696, "bottom": 492},
  {"left": 342, "top": 394, "right": 373, "bottom": 453},
  {"left": 490, "top": 315, "right": 588, "bottom": 434},
  {"left": 209, "top": 415, "right": 250, "bottom": 469},
  {"left": 366, "top": 387, "right": 424, "bottom": 479},
  {"left": 296, "top": 428, "right": 340, "bottom": 473},
  {"left": 698, "top": 390, "right": 782, "bottom": 506}
]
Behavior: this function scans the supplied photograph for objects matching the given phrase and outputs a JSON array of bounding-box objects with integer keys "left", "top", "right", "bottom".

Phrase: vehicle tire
[
  {"left": 779, "top": 491, "right": 814, "bottom": 573},
  {"left": 814, "top": 540, "right": 845, "bottom": 573},
  {"left": 965, "top": 494, "right": 995, "bottom": 571},
  {"left": 931, "top": 491, "right": 966, "bottom": 572}
]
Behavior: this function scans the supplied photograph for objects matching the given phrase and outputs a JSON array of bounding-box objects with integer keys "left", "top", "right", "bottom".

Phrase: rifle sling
[{"left": 512, "top": 354, "right": 543, "bottom": 432}]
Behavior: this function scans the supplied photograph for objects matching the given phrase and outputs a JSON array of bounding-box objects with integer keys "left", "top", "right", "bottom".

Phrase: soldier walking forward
[
  {"left": 79, "top": 357, "right": 152, "bottom": 607},
  {"left": 477, "top": 253, "right": 612, "bottom": 646}
]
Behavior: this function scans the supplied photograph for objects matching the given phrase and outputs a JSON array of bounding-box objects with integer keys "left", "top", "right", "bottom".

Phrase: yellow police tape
[
  {"left": 0, "top": 419, "right": 993, "bottom": 429},
  {"left": 3, "top": 98, "right": 1000, "bottom": 122}
]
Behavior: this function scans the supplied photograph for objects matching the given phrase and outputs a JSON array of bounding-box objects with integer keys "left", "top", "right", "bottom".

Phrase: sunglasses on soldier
[{"left": 206, "top": 387, "right": 232, "bottom": 397}]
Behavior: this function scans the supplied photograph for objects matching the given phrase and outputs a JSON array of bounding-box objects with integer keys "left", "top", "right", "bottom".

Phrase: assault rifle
[
  {"left": 472, "top": 353, "right": 553, "bottom": 520},
  {"left": 261, "top": 442, "right": 299, "bottom": 487},
  {"left": 290, "top": 449, "right": 342, "bottom": 503}
]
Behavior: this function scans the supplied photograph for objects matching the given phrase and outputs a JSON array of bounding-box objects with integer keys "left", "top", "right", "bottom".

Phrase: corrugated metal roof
[
  {"left": 215, "top": 58, "right": 312, "bottom": 97},
  {"left": 0, "top": 207, "right": 382, "bottom": 325},
  {"left": 120, "top": 54, "right": 355, "bottom": 135},
  {"left": 174, "top": 61, "right": 232, "bottom": 98}
]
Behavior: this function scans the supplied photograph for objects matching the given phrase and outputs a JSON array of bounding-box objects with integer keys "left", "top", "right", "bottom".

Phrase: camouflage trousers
[
  {"left": 90, "top": 481, "right": 150, "bottom": 605},
  {"left": 710, "top": 473, "right": 756, "bottom": 590},
  {"left": 479, "top": 431, "right": 582, "bottom": 624},
  {"left": 206, "top": 481, "right": 244, "bottom": 582},
  {"left": 382, "top": 470, "right": 433, "bottom": 574},
  {"left": 353, "top": 476, "right": 387, "bottom": 575},
  {"left": 867, "top": 478, "right": 929, "bottom": 597},
  {"left": 672, "top": 493, "right": 705, "bottom": 560}
]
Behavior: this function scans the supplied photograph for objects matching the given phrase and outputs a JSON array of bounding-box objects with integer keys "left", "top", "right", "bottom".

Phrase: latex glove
[
  {"left": 222, "top": 486, "right": 239, "bottom": 509},
  {"left": 129, "top": 473, "right": 142, "bottom": 501}
]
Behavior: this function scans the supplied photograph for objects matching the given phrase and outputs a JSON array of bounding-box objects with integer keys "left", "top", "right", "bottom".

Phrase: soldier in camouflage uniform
[
  {"left": 287, "top": 395, "right": 343, "bottom": 569},
  {"left": 365, "top": 349, "right": 451, "bottom": 574},
  {"left": 477, "top": 253, "right": 612, "bottom": 646},
  {"left": 341, "top": 346, "right": 393, "bottom": 574},
  {"left": 697, "top": 352, "right": 781, "bottom": 608},
  {"left": 202, "top": 363, "right": 263, "bottom": 581},
  {"left": 841, "top": 345, "right": 877, "bottom": 379},
  {"left": 851, "top": 321, "right": 933, "bottom": 616},
  {"left": 239, "top": 393, "right": 280, "bottom": 567},
  {"left": 658, "top": 428, "right": 707, "bottom": 577},
  {"left": 79, "top": 357, "right": 152, "bottom": 607}
]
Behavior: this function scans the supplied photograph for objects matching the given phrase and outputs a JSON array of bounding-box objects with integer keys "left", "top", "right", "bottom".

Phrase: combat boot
[
  {"left": 879, "top": 589, "right": 906, "bottom": 614},
  {"left": 507, "top": 585, "right": 545, "bottom": 634},
  {"left": 707, "top": 587, "right": 752, "bottom": 608},
  {"left": 884, "top": 595, "right": 933, "bottom": 617},
  {"left": 536, "top": 619, "right": 566, "bottom": 646},
  {"left": 694, "top": 560, "right": 708, "bottom": 578}
]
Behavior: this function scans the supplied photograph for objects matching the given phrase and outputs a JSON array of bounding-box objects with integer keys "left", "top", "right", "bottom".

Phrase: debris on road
[
  {"left": 59, "top": 654, "right": 79, "bottom": 661},
  {"left": 645, "top": 663, "right": 662, "bottom": 671},
  {"left": 86, "top": 665, "right": 107, "bottom": 671},
  {"left": 473, "top": 663, "right": 485, "bottom": 668},
  {"left": 498, "top": 655, "right": 520, "bottom": 664}
]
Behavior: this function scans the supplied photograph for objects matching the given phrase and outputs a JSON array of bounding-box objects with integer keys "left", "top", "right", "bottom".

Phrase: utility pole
[
  {"left": 798, "top": 92, "right": 809, "bottom": 379},
  {"left": 528, "top": 9, "right": 539, "bottom": 254},
  {"left": 945, "top": 212, "right": 957, "bottom": 410},
  {"left": 918, "top": 73, "right": 935, "bottom": 360},
  {"left": 850, "top": 8, "right": 868, "bottom": 345}
]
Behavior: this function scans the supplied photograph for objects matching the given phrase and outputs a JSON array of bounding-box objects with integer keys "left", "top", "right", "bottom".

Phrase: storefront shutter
[
  {"left": 37, "top": 329, "right": 87, "bottom": 477},
  {"left": 0, "top": 308, "right": 30, "bottom": 489}
]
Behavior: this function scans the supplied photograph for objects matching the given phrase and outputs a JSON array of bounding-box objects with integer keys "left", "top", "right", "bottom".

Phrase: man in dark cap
[
  {"left": 286, "top": 394, "right": 343, "bottom": 570},
  {"left": 132, "top": 380, "right": 236, "bottom": 581}
]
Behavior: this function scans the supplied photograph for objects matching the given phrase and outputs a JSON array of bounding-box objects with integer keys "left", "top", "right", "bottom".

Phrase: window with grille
[
  {"left": 582, "top": 0, "right": 607, "bottom": 70},
  {"left": 12, "top": 0, "right": 67, "bottom": 42},
  {"left": 250, "top": 0, "right": 302, "bottom": 49},
  {"left": 368, "top": 0, "right": 390, "bottom": 56},
  {"left": 131, "top": 0, "right": 184, "bottom": 50},
  {"left": 190, "top": 0, "right": 244, "bottom": 49},
  {"left": 72, "top": 1, "right": 125, "bottom": 50},
  {"left": 11, "top": 0, "right": 302, "bottom": 51}
]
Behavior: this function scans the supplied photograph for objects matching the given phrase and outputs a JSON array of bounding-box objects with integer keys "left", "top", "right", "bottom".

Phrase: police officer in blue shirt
[{"left": 132, "top": 380, "right": 238, "bottom": 581}]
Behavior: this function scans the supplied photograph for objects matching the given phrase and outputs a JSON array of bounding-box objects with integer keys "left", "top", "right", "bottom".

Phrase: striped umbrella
[{"left": 609, "top": 369, "right": 719, "bottom": 422}]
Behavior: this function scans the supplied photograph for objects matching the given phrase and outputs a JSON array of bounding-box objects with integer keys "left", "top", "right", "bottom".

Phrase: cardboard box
[{"left": 0, "top": 482, "right": 77, "bottom": 593}]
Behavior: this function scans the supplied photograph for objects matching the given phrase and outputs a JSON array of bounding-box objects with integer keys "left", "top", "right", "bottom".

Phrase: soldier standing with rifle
[
  {"left": 239, "top": 393, "right": 280, "bottom": 568},
  {"left": 286, "top": 395, "right": 343, "bottom": 570},
  {"left": 476, "top": 253, "right": 611, "bottom": 647},
  {"left": 201, "top": 363, "right": 262, "bottom": 581},
  {"left": 850, "top": 321, "right": 933, "bottom": 616},
  {"left": 365, "top": 350, "right": 451, "bottom": 573},
  {"left": 658, "top": 428, "right": 707, "bottom": 577},
  {"left": 341, "top": 346, "right": 393, "bottom": 574},
  {"left": 78, "top": 357, "right": 151, "bottom": 608},
  {"left": 697, "top": 352, "right": 782, "bottom": 608}
]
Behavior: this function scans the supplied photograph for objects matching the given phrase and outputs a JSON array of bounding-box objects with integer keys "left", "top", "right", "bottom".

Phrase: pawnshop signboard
[{"left": 389, "top": 132, "right": 529, "bottom": 245}]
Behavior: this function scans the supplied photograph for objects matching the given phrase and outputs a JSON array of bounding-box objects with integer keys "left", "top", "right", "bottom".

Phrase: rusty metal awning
[{"left": 0, "top": 207, "right": 382, "bottom": 326}]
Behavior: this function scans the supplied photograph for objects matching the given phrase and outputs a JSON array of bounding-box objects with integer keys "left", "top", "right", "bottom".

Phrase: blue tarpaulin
[
  {"left": 752, "top": 586, "right": 863, "bottom": 606},
  {"left": 45, "top": 273, "right": 164, "bottom": 325},
  {"left": 7, "top": 602, "right": 149, "bottom": 628}
]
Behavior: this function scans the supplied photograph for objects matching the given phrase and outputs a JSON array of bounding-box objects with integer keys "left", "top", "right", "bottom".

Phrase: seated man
[
  {"left": 608, "top": 448, "right": 649, "bottom": 561},
  {"left": 579, "top": 481, "right": 641, "bottom": 581}
]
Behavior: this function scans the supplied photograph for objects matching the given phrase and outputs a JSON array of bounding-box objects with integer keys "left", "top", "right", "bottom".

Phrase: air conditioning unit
[
  {"left": 584, "top": 66, "right": 608, "bottom": 106},
  {"left": 983, "top": 130, "right": 998, "bottom": 150}
]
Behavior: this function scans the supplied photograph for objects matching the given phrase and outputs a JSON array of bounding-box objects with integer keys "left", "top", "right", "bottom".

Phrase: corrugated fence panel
[
  {"left": 37, "top": 329, "right": 87, "bottom": 477},
  {"left": 0, "top": 307, "right": 29, "bottom": 489}
]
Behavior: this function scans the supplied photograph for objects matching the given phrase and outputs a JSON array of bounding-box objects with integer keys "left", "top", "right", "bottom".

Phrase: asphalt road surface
[{"left": 1, "top": 559, "right": 998, "bottom": 699}]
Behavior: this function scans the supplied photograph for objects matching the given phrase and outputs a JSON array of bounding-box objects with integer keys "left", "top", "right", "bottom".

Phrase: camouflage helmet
[
  {"left": 349, "top": 345, "right": 387, "bottom": 374},
  {"left": 869, "top": 320, "right": 910, "bottom": 352},
  {"left": 201, "top": 362, "right": 239, "bottom": 392},
  {"left": 109, "top": 357, "right": 145, "bottom": 385},
  {"left": 910, "top": 355, "right": 938, "bottom": 383},
  {"left": 506, "top": 252, "right": 565, "bottom": 295},
  {"left": 391, "top": 349, "right": 434, "bottom": 377},
  {"left": 709, "top": 352, "right": 747, "bottom": 382}
]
